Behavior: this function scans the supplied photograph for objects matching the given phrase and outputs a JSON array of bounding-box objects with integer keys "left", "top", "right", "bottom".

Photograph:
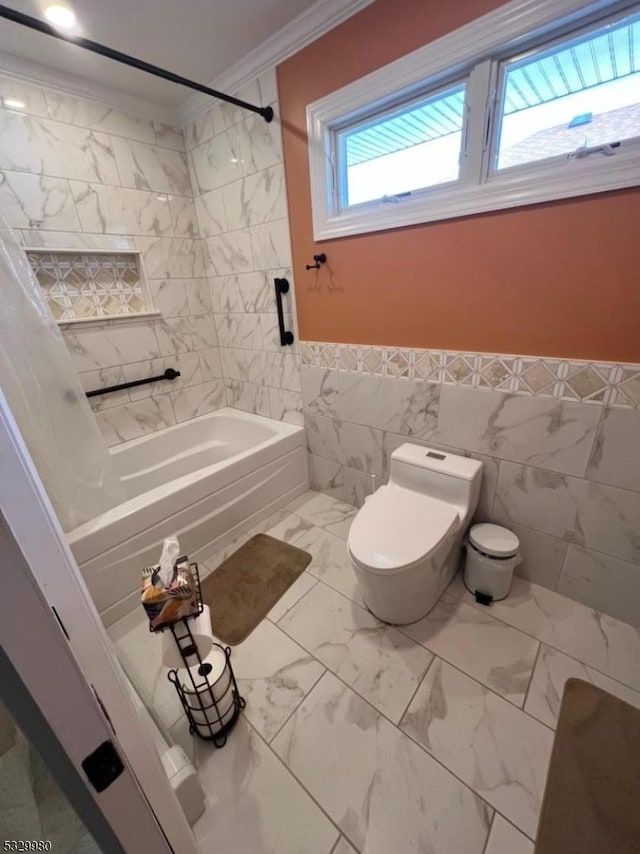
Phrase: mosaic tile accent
[
  {"left": 27, "top": 251, "right": 147, "bottom": 321},
  {"left": 300, "top": 341, "right": 640, "bottom": 410}
]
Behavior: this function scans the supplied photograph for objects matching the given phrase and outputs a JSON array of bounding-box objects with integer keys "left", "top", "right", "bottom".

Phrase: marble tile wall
[
  {"left": 184, "top": 70, "right": 303, "bottom": 425},
  {"left": 300, "top": 362, "right": 640, "bottom": 625},
  {"left": 0, "top": 72, "right": 224, "bottom": 446}
]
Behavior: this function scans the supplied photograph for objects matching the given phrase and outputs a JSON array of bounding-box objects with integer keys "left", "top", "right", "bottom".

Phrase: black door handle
[
  {"left": 274, "top": 278, "right": 294, "bottom": 346},
  {"left": 81, "top": 739, "right": 124, "bottom": 792}
]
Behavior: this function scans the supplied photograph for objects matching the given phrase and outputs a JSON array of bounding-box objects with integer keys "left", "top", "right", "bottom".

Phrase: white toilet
[{"left": 348, "top": 443, "right": 483, "bottom": 625}]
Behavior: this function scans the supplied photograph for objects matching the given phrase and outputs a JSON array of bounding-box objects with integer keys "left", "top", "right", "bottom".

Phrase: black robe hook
[{"left": 306, "top": 253, "right": 327, "bottom": 271}]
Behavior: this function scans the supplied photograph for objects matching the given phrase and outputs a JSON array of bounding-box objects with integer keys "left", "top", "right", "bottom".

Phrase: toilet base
[{"left": 351, "top": 540, "right": 461, "bottom": 625}]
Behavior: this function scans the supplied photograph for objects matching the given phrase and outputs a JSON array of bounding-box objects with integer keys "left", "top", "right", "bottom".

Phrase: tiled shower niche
[{"left": 27, "top": 250, "right": 149, "bottom": 322}]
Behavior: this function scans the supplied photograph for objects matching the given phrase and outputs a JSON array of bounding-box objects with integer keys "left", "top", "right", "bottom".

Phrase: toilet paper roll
[
  {"left": 178, "top": 646, "right": 234, "bottom": 736},
  {"left": 161, "top": 605, "right": 213, "bottom": 668}
]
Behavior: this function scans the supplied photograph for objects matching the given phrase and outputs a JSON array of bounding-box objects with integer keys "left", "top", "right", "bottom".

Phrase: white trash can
[{"left": 464, "top": 523, "right": 521, "bottom": 604}]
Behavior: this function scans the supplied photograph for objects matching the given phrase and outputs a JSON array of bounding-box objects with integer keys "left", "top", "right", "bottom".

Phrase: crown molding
[
  {"left": 176, "top": 0, "right": 376, "bottom": 126},
  {"left": 0, "top": 52, "right": 177, "bottom": 125}
]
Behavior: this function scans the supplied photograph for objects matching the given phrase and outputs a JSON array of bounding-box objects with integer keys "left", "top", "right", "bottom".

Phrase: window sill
[{"left": 313, "top": 150, "right": 640, "bottom": 240}]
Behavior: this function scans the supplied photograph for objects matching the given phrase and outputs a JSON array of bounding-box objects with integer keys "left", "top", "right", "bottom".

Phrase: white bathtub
[{"left": 68, "top": 408, "right": 307, "bottom": 626}]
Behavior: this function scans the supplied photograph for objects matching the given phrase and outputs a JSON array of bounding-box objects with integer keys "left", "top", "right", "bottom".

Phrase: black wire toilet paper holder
[{"left": 148, "top": 562, "right": 245, "bottom": 748}]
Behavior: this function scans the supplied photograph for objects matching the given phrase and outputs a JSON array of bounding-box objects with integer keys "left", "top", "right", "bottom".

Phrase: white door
[{"left": 0, "top": 390, "right": 200, "bottom": 854}]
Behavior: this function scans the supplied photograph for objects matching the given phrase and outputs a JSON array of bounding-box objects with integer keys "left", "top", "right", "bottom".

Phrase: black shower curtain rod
[{"left": 0, "top": 4, "right": 273, "bottom": 122}]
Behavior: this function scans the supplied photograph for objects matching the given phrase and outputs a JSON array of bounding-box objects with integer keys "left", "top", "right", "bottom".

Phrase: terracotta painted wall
[{"left": 277, "top": 0, "right": 640, "bottom": 362}]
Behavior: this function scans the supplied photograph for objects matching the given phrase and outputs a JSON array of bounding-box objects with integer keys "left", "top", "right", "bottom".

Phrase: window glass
[
  {"left": 495, "top": 11, "right": 640, "bottom": 170},
  {"left": 337, "top": 83, "right": 466, "bottom": 207}
]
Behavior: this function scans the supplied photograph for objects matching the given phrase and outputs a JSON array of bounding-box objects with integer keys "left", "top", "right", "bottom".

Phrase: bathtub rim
[
  {"left": 67, "top": 408, "right": 304, "bottom": 554},
  {"left": 109, "top": 405, "right": 286, "bottom": 458}
]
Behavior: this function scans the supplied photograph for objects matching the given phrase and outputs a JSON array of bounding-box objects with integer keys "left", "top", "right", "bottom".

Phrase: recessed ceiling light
[
  {"left": 4, "top": 99, "right": 26, "bottom": 110},
  {"left": 43, "top": 4, "right": 77, "bottom": 29}
]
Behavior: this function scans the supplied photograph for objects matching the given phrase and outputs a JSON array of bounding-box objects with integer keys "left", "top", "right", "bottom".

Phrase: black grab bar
[
  {"left": 274, "top": 278, "right": 294, "bottom": 346},
  {"left": 86, "top": 368, "right": 181, "bottom": 398}
]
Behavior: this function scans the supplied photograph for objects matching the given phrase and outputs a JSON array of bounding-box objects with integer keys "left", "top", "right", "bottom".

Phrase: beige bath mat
[
  {"left": 535, "top": 678, "right": 640, "bottom": 854},
  {"left": 201, "top": 534, "right": 311, "bottom": 645}
]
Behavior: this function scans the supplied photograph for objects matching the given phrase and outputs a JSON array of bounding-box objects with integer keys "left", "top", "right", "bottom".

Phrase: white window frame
[{"left": 307, "top": 0, "right": 640, "bottom": 240}]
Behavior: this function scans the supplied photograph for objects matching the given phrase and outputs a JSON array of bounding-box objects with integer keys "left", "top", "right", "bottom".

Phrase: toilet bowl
[{"left": 348, "top": 443, "right": 482, "bottom": 624}]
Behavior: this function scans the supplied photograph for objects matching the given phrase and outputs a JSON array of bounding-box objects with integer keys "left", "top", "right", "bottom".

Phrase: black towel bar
[{"left": 86, "top": 368, "right": 181, "bottom": 398}]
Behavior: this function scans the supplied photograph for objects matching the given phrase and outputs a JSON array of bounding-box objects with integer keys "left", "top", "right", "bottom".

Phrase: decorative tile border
[{"left": 300, "top": 341, "right": 640, "bottom": 409}]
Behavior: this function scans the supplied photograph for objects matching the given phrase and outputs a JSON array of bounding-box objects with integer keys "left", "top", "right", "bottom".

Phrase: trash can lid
[{"left": 469, "top": 523, "right": 519, "bottom": 558}]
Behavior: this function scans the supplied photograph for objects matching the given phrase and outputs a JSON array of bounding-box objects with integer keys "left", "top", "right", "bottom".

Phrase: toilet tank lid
[
  {"left": 391, "top": 444, "right": 482, "bottom": 481},
  {"left": 348, "top": 485, "right": 459, "bottom": 573}
]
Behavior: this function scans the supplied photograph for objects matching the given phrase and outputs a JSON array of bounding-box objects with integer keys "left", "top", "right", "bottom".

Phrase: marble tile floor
[{"left": 110, "top": 490, "right": 640, "bottom": 854}]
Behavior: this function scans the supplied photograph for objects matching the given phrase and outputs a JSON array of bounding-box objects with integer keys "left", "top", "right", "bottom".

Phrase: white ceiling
[{"left": 0, "top": 0, "right": 330, "bottom": 119}]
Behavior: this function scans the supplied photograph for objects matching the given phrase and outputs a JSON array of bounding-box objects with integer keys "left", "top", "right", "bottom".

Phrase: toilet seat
[{"left": 348, "top": 485, "right": 459, "bottom": 574}]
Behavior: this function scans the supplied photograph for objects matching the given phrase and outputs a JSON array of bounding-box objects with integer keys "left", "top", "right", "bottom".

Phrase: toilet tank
[{"left": 389, "top": 443, "right": 482, "bottom": 520}]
